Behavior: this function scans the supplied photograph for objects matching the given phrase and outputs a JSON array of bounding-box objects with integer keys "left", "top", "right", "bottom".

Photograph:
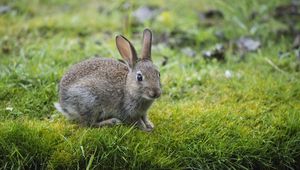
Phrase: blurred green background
[{"left": 0, "top": 0, "right": 300, "bottom": 169}]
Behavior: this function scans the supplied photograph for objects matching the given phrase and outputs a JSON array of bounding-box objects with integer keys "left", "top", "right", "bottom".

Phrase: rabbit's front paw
[
  {"left": 144, "top": 120, "right": 154, "bottom": 130},
  {"left": 137, "top": 119, "right": 153, "bottom": 132}
]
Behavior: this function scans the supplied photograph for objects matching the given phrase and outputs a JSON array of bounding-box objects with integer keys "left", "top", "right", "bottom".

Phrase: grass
[{"left": 1, "top": 0, "right": 300, "bottom": 169}]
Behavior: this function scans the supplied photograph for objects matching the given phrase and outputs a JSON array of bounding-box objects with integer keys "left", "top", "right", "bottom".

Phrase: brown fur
[{"left": 54, "top": 29, "right": 161, "bottom": 131}]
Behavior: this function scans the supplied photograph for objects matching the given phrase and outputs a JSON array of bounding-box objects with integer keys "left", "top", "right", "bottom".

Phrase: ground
[{"left": 0, "top": 0, "right": 300, "bottom": 169}]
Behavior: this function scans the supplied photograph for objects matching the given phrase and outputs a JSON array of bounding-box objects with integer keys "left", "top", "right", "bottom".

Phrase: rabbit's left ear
[
  {"left": 141, "top": 29, "right": 152, "bottom": 60},
  {"left": 116, "top": 35, "right": 138, "bottom": 68}
]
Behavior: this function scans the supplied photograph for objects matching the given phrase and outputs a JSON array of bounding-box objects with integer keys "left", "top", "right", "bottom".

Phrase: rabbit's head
[{"left": 116, "top": 29, "right": 161, "bottom": 100}]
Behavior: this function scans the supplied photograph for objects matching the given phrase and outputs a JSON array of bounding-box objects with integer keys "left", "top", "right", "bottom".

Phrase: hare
[{"left": 54, "top": 29, "right": 161, "bottom": 131}]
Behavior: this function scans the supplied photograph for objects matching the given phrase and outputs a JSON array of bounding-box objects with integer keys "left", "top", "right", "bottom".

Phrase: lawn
[{"left": 1, "top": 0, "right": 300, "bottom": 169}]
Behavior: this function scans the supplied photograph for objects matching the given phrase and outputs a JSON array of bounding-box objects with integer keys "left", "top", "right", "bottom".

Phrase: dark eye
[
  {"left": 136, "top": 73, "right": 143, "bottom": 81},
  {"left": 158, "top": 72, "right": 160, "bottom": 77}
]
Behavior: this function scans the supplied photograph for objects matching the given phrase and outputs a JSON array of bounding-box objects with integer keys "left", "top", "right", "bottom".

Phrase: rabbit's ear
[
  {"left": 116, "top": 35, "right": 138, "bottom": 68},
  {"left": 141, "top": 28, "right": 152, "bottom": 60}
]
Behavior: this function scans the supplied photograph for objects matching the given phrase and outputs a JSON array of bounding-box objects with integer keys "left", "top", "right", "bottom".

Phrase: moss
[{"left": 0, "top": 0, "right": 300, "bottom": 169}]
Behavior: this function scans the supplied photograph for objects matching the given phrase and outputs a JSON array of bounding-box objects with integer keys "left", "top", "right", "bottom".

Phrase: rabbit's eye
[{"left": 136, "top": 71, "right": 143, "bottom": 81}]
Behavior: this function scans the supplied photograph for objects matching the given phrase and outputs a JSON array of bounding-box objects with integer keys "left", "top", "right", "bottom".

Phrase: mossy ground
[{"left": 1, "top": 0, "right": 300, "bottom": 169}]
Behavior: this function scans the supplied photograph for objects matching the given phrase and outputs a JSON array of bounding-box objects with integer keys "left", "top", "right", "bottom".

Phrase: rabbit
[{"left": 54, "top": 29, "right": 161, "bottom": 131}]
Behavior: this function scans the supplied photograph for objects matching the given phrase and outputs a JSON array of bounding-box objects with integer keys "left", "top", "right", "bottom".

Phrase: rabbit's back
[
  {"left": 60, "top": 57, "right": 129, "bottom": 89},
  {"left": 57, "top": 57, "right": 130, "bottom": 122}
]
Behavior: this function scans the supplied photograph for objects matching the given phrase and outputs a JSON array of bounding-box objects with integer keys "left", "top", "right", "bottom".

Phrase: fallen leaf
[
  {"left": 236, "top": 37, "right": 261, "bottom": 52},
  {"left": 203, "top": 44, "right": 225, "bottom": 61},
  {"left": 0, "top": 5, "right": 11, "bottom": 14}
]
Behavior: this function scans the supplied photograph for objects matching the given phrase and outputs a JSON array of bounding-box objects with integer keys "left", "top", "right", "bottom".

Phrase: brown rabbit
[{"left": 54, "top": 29, "right": 161, "bottom": 131}]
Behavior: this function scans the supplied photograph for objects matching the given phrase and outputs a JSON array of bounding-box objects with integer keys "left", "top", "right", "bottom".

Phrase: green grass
[{"left": 1, "top": 0, "right": 300, "bottom": 169}]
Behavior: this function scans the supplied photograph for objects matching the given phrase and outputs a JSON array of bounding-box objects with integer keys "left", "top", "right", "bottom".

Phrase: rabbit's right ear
[
  {"left": 116, "top": 35, "right": 138, "bottom": 68},
  {"left": 141, "top": 29, "right": 152, "bottom": 60}
]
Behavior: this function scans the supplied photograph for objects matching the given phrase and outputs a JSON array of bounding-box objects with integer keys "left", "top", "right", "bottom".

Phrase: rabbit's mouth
[
  {"left": 143, "top": 95, "right": 156, "bottom": 100},
  {"left": 143, "top": 89, "right": 161, "bottom": 100}
]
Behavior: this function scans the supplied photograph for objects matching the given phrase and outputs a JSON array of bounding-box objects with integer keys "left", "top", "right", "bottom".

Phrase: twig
[
  {"left": 264, "top": 57, "right": 299, "bottom": 82},
  {"left": 264, "top": 58, "right": 287, "bottom": 75}
]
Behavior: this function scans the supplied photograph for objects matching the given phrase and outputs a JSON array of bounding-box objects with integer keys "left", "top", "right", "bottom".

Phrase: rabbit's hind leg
[
  {"left": 93, "top": 118, "right": 122, "bottom": 127},
  {"left": 61, "top": 85, "right": 99, "bottom": 124}
]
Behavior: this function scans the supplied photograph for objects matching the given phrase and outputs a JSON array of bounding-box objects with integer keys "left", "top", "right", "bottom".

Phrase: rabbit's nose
[{"left": 149, "top": 89, "right": 161, "bottom": 98}]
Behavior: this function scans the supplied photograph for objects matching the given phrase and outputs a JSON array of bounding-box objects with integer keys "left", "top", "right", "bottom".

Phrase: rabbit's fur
[{"left": 54, "top": 29, "right": 161, "bottom": 131}]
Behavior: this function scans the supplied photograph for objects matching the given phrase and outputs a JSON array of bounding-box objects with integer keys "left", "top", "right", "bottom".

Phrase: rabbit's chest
[{"left": 123, "top": 99, "right": 153, "bottom": 119}]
